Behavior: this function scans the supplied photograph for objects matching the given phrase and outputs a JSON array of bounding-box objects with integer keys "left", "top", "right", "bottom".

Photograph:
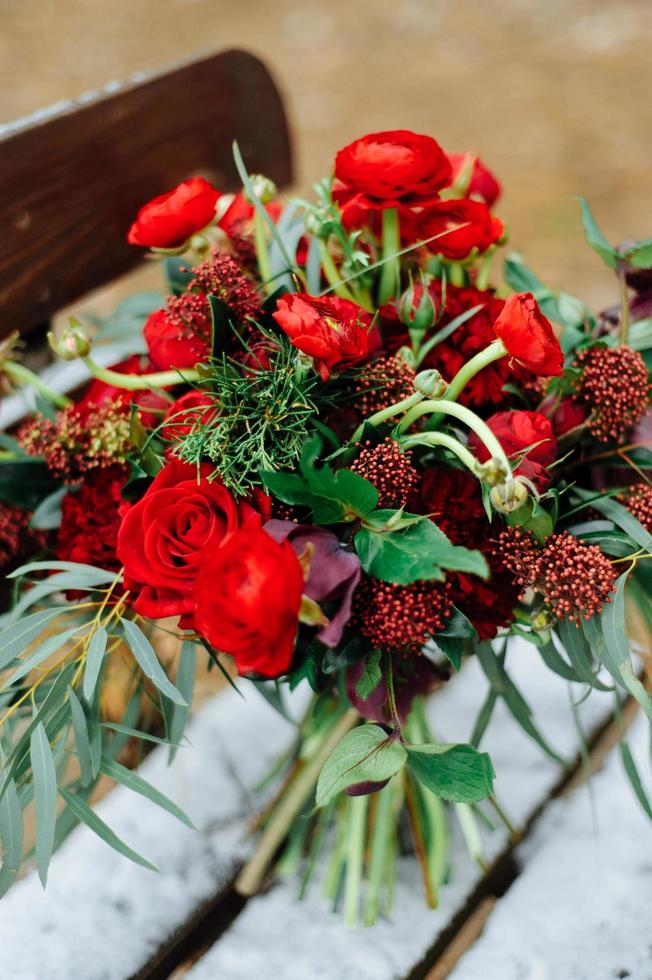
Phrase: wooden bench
[{"left": 0, "top": 51, "right": 648, "bottom": 980}]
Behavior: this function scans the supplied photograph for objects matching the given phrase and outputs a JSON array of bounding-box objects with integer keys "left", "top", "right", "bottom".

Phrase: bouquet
[{"left": 0, "top": 129, "right": 651, "bottom": 925}]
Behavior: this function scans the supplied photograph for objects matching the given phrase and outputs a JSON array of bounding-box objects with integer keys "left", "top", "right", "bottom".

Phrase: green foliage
[
  {"left": 316, "top": 725, "right": 407, "bottom": 806},
  {"left": 433, "top": 607, "right": 477, "bottom": 670},
  {"left": 354, "top": 650, "right": 383, "bottom": 700},
  {"left": 354, "top": 510, "right": 489, "bottom": 585},
  {"left": 577, "top": 197, "right": 652, "bottom": 271},
  {"left": 176, "top": 340, "right": 322, "bottom": 494},
  {"left": 505, "top": 497, "right": 554, "bottom": 543},
  {"left": 0, "top": 459, "right": 60, "bottom": 510},
  {"left": 407, "top": 743, "right": 495, "bottom": 804}
]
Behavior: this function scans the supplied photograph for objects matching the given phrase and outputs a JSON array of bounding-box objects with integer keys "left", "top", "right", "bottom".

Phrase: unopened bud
[
  {"left": 304, "top": 208, "right": 331, "bottom": 239},
  {"left": 246, "top": 174, "right": 277, "bottom": 205},
  {"left": 414, "top": 369, "right": 447, "bottom": 398},
  {"left": 490, "top": 478, "right": 529, "bottom": 514},
  {"left": 530, "top": 607, "right": 554, "bottom": 633},
  {"left": 476, "top": 457, "right": 509, "bottom": 487},
  {"left": 399, "top": 275, "right": 437, "bottom": 333},
  {"left": 48, "top": 319, "right": 92, "bottom": 360}
]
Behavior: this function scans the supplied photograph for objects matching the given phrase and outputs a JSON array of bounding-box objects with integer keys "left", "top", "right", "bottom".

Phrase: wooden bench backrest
[{"left": 0, "top": 49, "right": 293, "bottom": 338}]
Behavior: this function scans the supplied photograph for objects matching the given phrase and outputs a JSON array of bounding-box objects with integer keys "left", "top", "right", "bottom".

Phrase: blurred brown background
[{"left": 1, "top": 0, "right": 652, "bottom": 310}]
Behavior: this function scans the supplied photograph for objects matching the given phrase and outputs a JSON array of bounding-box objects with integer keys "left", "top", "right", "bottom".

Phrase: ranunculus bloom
[
  {"left": 265, "top": 520, "right": 361, "bottom": 647},
  {"left": 194, "top": 526, "right": 304, "bottom": 678},
  {"left": 447, "top": 153, "right": 501, "bottom": 206},
  {"left": 549, "top": 398, "right": 587, "bottom": 437},
  {"left": 144, "top": 310, "right": 210, "bottom": 371},
  {"left": 127, "top": 177, "right": 220, "bottom": 249},
  {"left": 161, "top": 390, "right": 219, "bottom": 442},
  {"left": 76, "top": 354, "right": 170, "bottom": 428},
  {"left": 218, "top": 190, "right": 283, "bottom": 237},
  {"left": 333, "top": 130, "right": 452, "bottom": 211},
  {"left": 272, "top": 293, "right": 378, "bottom": 380},
  {"left": 493, "top": 293, "right": 564, "bottom": 377},
  {"left": 117, "top": 461, "right": 262, "bottom": 623},
  {"left": 418, "top": 199, "right": 503, "bottom": 260},
  {"left": 468, "top": 410, "right": 558, "bottom": 490}
]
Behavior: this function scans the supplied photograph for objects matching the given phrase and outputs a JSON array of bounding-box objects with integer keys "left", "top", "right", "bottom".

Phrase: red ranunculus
[
  {"left": 447, "top": 153, "right": 501, "bottom": 206},
  {"left": 76, "top": 354, "right": 170, "bottom": 428},
  {"left": 218, "top": 190, "right": 283, "bottom": 237},
  {"left": 144, "top": 309, "right": 210, "bottom": 371},
  {"left": 493, "top": 293, "right": 564, "bottom": 377},
  {"left": 161, "top": 390, "right": 219, "bottom": 442},
  {"left": 549, "top": 398, "right": 587, "bottom": 437},
  {"left": 194, "top": 526, "right": 304, "bottom": 678},
  {"left": 418, "top": 199, "right": 503, "bottom": 260},
  {"left": 117, "top": 461, "right": 262, "bottom": 623},
  {"left": 127, "top": 177, "right": 220, "bottom": 249},
  {"left": 272, "top": 293, "right": 378, "bottom": 380},
  {"left": 468, "top": 410, "right": 557, "bottom": 490},
  {"left": 333, "top": 130, "right": 452, "bottom": 211}
]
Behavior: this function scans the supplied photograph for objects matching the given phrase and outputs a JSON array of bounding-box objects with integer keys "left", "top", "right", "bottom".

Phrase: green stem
[
  {"left": 344, "top": 793, "right": 368, "bottom": 927},
  {"left": 81, "top": 357, "right": 201, "bottom": 391},
  {"left": 254, "top": 208, "right": 274, "bottom": 295},
  {"left": 349, "top": 390, "right": 424, "bottom": 445},
  {"left": 235, "top": 707, "right": 359, "bottom": 897},
  {"left": 318, "top": 241, "right": 358, "bottom": 303},
  {"left": 2, "top": 361, "right": 71, "bottom": 409},
  {"left": 363, "top": 779, "right": 396, "bottom": 926},
  {"left": 399, "top": 431, "right": 485, "bottom": 476},
  {"left": 447, "top": 261, "right": 466, "bottom": 287},
  {"left": 378, "top": 208, "right": 400, "bottom": 304},
  {"left": 476, "top": 248, "right": 495, "bottom": 291},
  {"left": 395, "top": 397, "right": 511, "bottom": 472},
  {"left": 617, "top": 261, "right": 630, "bottom": 345},
  {"left": 445, "top": 338, "right": 506, "bottom": 403},
  {"left": 384, "top": 650, "right": 401, "bottom": 731}
]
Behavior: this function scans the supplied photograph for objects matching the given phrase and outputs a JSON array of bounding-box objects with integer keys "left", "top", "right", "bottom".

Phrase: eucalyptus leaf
[
  {"left": 30, "top": 723, "right": 57, "bottom": 887},
  {"left": 59, "top": 787, "right": 157, "bottom": 872},
  {"left": 121, "top": 619, "right": 186, "bottom": 706},
  {"left": 68, "top": 687, "right": 93, "bottom": 788},
  {"left": 0, "top": 609, "right": 63, "bottom": 671},
  {"left": 83, "top": 626, "right": 108, "bottom": 703},
  {"left": 0, "top": 775, "right": 23, "bottom": 897},
  {"left": 100, "top": 758, "right": 194, "bottom": 829}
]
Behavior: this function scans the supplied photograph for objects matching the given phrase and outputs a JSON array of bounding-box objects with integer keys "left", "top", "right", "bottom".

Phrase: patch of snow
[{"left": 450, "top": 711, "right": 652, "bottom": 980}]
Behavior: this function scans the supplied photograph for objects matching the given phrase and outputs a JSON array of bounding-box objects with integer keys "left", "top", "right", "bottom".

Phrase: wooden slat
[{"left": 0, "top": 49, "right": 292, "bottom": 336}]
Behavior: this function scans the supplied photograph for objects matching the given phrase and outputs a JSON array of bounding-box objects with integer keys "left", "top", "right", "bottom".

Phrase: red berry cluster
[
  {"left": 19, "top": 403, "right": 131, "bottom": 482},
  {"left": 190, "top": 251, "right": 261, "bottom": 323},
  {"left": 0, "top": 502, "right": 46, "bottom": 570},
  {"left": 496, "top": 527, "right": 616, "bottom": 623},
  {"left": 165, "top": 292, "right": 212, "bottom": 342},
  {"left": 352, "top": 355, "right": 415, "bottom": 417},
  {"left": 354, "top": 575, "right": 453, "bottom": 652},
  {"left": 350, "top": 438, "right": 419, "bottom": 508},
  {"left": 619, "top": 484, "right": 652, "bottom": 533},
  {"left": 573, "top": 345, "right": 649, "bottom": 443}
]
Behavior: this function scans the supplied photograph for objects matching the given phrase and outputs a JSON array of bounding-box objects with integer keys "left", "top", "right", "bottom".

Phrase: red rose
[
  {"left": 493, "top": 293, "right": 564, "bottom": 377},
  {"left": 161, "top": 390, "right": 219, "bottom": 442},
  {"left": 127, "top": 177, "right": 220, "bottom": 249},
  {"left": 77, "top": 354, "right": 170, "bottom": 428},
  {"left": 333, "top": 130, "right": 452, "bottom": 211},
  {"left": 447, "top": 153, "right": 501, "bottom": 206},
  {"left": 117, "top": 461, "right": 262, "bottom": 623},
  {"left": 272, "top": 293, "right": 378, "bottom": 380},
  {"left": 194, "top": 526, "right": 304, "bottom": 678},
  {"left": 144, "top": 309, "right": 210, "bottom": 371},
  {"left": 468, "top": 410, "right": 557, "bottom": 490},
  {"left": 418, "top": 199, "right": 503, "bottom": 260}
]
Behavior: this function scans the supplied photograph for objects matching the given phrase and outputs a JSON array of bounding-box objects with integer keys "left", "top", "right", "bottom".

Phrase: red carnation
[
  {"left": 143, "top": 309, "right": 210, "bottom": 371},
  {"left": 447, "top": 153, "right": 501, "bottom": 206},
  {"left": 161, "top": 390, "right": 219, "bottom": 442},
  {"left": 333, "top": 130, "right": 452, "bottom": 211},
  {"left": 194, "top": 526, "right": 304, "bottom": 678},
  {"left": 127, "top": 177, "right": 220, "bottom": 249},
  {"left": 56, "top": 467, "right": 126, "bottom": 581},
  {"left": 468, "top": 410, "right": 557, "bottom": 490},
  {"left": 117, "top": 460, "right": 263, "bottom": 624},
  {"left": 418, "top": 199, "right": 503, "bottom": 260},
  {"left": 272, "top": 293, "right": 378, "bottom": 380},
  {"left": 493, "top": 293, "right": 564, "bottom": 377}
]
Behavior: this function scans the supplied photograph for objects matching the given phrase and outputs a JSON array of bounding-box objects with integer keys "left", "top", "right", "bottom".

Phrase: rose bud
[
  {"left": 245, "top": 174, "right": 278, "bottom": 205},
  {"left": 48, "top": 319, "right": 92, "bottom": 360},
  {"left": 490, "top": 478, "right": 530, "bottom": 514},
  {"left": 414, "top": 368, "right": 448, "bottom": 398},
  {"left": 399, "top": 276, "right": 437, "bottom": 333}
]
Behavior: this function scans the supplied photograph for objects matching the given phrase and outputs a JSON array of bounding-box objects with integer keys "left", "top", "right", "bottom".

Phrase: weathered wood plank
[
  {"left": 449, "top": 710, "right": 651, "bottom": 980},
  {"left": 0, "top": 49, "right": 292, "bottom": 336}
]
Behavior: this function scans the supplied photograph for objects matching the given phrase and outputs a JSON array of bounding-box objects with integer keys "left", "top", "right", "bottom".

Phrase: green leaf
[
  {"left": 4, "top": 626, "right": 80, "bottom": 688},
  {"left": 537, "top": 639, "right": 583, "bottom": 683},
  {"left": 8, "top": 560, "right": 120, "bottom": 583},
  {"left": 101, "top": 721, "right": 182, "bottom": 748},
  {"left": 355, "top": 511, "right": 488, "bottom": 585},
  {"left": 30, "top": 723, "right": 57, "bottom": 887},
  {"left": 0, "top": 609, "right": 62, "bottom": 671},
  {"left": 316, "top": 725, "right": 407, "bottom": 807},
  {"left": 576, "top": 197, "right": 618, "bottom": 269},
  {"left": 0, "top": 460, "right": 60, "bottom": 510},
  {"left": 121, "top": 619, "right": 187, "bottom": 706},
  {"left": 506, "top": 497, "right": 553, "bottom": 543},
  {"left": 83, "top": 626, "right": 108, "bottom": 703},
  {"left": 622, "top": 237, "right": 652, "bottom": 270},
  {"left": 407, "top": 742, "right": 495, "bottom": 804},
  {"left": 207, "top": 294, "right": 231, "bottom": 355},
  {"left": 581, "top": 494, "right": 652, "bottom": 552},
  {"left": 30, "top": 487, "right": 67, "bottom": 531},
  {"left": 99, "top": 757, "right": 194, "bottom": 829},
  {"left": 168, "top": 641, "right": 196, "bottom": 762},
  {"left": 620, "top": 739, "right": 652, "bottom": 819},
  {"left": 59, "top": 787, "right": 157, "bottom": 871},
  {"left": 556, "top": 619, "right": 610, "bottom": 691},
  {"left": 354, "top": 650, "right": 383, "bottom": 700},
  {"left": 68, "top": 687, "right": 94, "bottom": 788},
  {"left": 0, "top": 775, "right": 23, "bottom": 897}
]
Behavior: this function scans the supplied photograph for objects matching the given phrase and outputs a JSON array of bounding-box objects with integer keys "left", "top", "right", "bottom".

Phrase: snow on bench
[
  {"left": 449, "top": 712, "right": 652, "bottom": 980},
  {"left": 0, "top": 641, "right": 616, "bottom": 980}
]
